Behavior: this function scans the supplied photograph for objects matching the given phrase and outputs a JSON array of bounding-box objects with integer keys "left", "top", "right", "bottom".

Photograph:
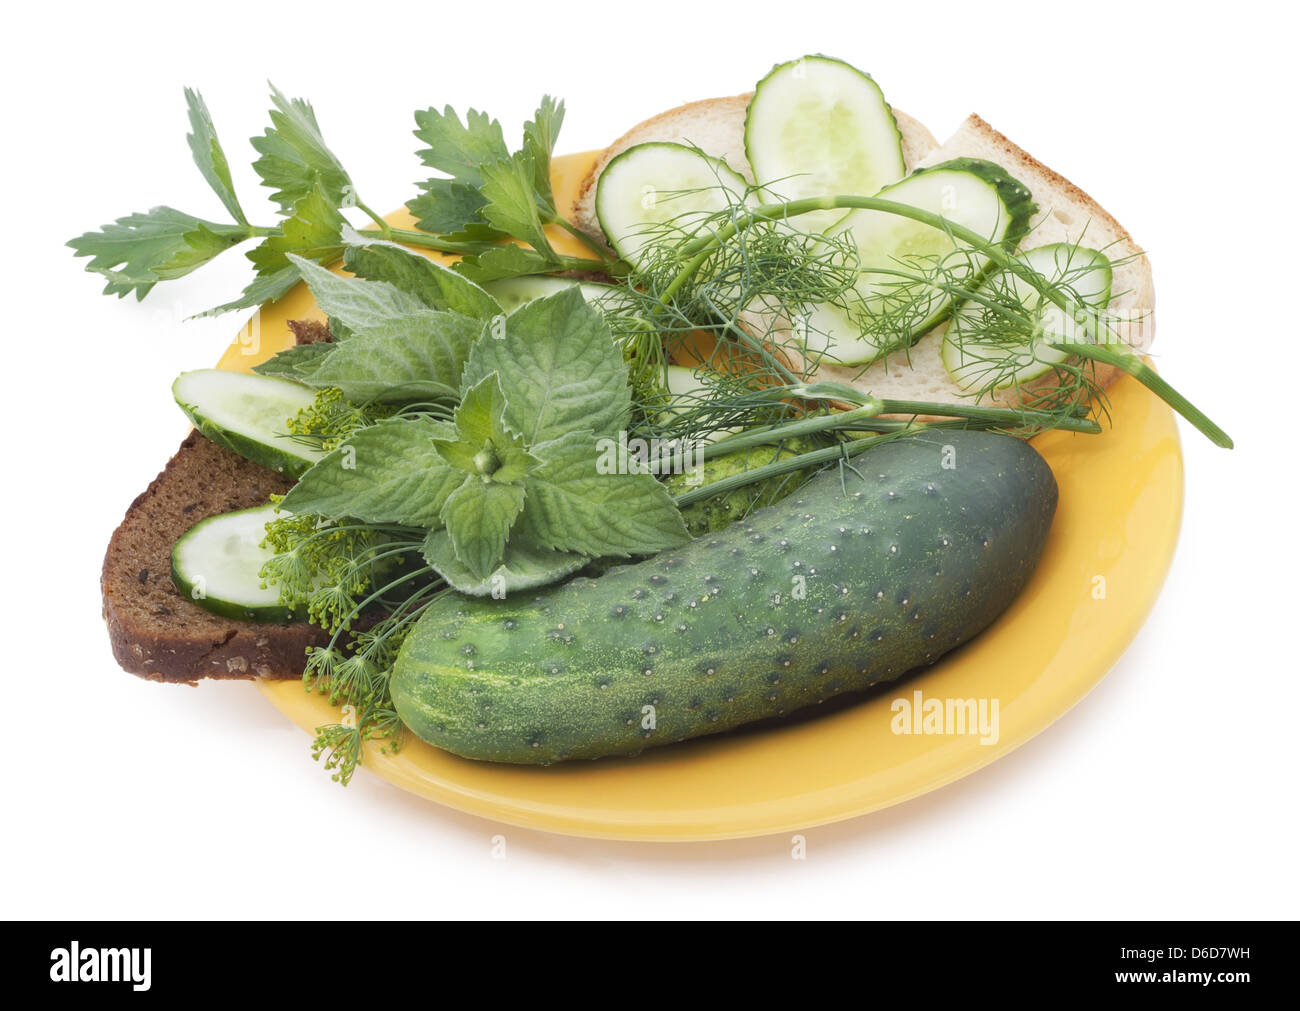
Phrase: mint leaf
[
  {"left": 453, "top": 244, "right": 556, "bottom": 284},
  {"left": 523, "top": 96, "right": 564, "bottom": 212},
  {"left": 281, "top": 416, "right": 462, "bottom": 526},
  {"left": 412, "top": 106, "right": 509, "bottom": 184},
  {"left": 421, "top": 529, "right": 585, "bottom": 597},
  {"left": 286, "top": 253, "right": 426, "bottom": 334},
  {"left": 252, "top": 85, "right": 353, "bottom": 212},
  {"left": 478, "top": 153, "right": 554, "bottom": 256},
  {"left": 67, "top": 207, "right": 248, "bottom": 300},
  {"left": 252, "top": 341, "right": 335, "bottom": 380},
  {"left": 520, "top": 431, "right": 690, "bottom": 557},
  {"left": 439, "top": 475, "right": 526, "bottom": 580},
  {"left": 246, "top": 187, "right": 345, "bottom": 277},
  {"left": 301, "top": 310, "right": 484, "bottom": 402},
  {"left": 461, "top": 287, "right": 630, "bottom": 444},
  {"left": 342, "top": 243, "right": 501, "bottom": 319},
  {"left": 184, "top": 88, "right": 247, "bottom": 225},
  {"left": 434, "top": 374, "right": 538, "bottom": 482}
]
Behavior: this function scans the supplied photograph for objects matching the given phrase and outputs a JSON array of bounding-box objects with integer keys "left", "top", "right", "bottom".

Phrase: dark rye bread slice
[
  {"left": 103, "top": 318, "right": 337, "bottom": 684},
  {"left": 102, "top": 430, "right": 329, "bottom": 683}
]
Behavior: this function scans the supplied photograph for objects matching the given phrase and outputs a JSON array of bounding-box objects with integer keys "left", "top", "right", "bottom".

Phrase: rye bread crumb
[{"left": 287, "top": 318, "right": 332, "bottom": 345}]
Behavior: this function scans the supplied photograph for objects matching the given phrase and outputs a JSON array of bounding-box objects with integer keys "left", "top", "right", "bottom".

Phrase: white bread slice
[
  {"left": 570, "top": 94, "right": 940, "bottom": 242},
  {"left": 807, "top": 114, "right": 1155, "bottom": 409}
]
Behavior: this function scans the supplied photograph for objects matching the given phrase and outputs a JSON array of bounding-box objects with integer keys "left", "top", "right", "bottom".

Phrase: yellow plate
[{"left": 228, "top": 153, "right": 1183, "bottom": 841}]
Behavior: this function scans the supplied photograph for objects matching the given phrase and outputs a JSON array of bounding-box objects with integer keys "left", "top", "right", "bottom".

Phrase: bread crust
[{"left": 101, "top": 432, "right": 329, "bottom": 684}]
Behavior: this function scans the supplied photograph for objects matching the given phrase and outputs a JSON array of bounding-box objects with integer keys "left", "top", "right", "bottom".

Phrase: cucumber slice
[
  {"left": 658, "top": 365, "right": 736, "bottom": 443},
  {"left": 173, "top": 369, "right": 326, "bottom": 478},
  {"left": 484, "top": 276, "right": 618, "bottom": 313},
  {"left": 943, "top": 243, "right": 1113, "bottom": 391},
  {"left": 745, "top": 55, "right": 905, "bottom": 233},
  {"left": 595, "top": 142, "right": 753, "bottom": 265},
  {"left": 808, "top": 159, "right": 1037, "bottom": 364},
  {"left": 171, "top": 505, "right": 298, "bottom": 622}
]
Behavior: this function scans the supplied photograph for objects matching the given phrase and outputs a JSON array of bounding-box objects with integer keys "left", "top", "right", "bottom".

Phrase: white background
[{"left": 2, "top": 0, "right": 1295, "bottom": 919}]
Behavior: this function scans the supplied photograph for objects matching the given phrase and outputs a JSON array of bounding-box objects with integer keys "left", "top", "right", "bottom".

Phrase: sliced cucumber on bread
[
  {"left": 805, "top": 158, "right": 1037, "bottom": 364},
  {"left": 745, "top": 55, "right": 905, "bottom": 233},
  {"left": 595, "top": 142, "right": 753, "bottom": 265},
  {"left": 943, "top": 243, "right": 1113, "bottom": 390},
  {"left": 171, "top": 504, "right": 299, "bottom": 623},
  {"left": 173, "top": 369, "right": 325, "bottom": 478}
]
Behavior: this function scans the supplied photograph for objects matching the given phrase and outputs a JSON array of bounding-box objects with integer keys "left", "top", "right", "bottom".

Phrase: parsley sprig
[{"left": 68, "top": 87, "right": 625, "bottom": 315}]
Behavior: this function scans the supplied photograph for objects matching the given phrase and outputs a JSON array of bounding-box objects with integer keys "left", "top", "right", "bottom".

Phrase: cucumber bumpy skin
[{"left": 392, "top": 430, "right": 1057, "bottom": 764}]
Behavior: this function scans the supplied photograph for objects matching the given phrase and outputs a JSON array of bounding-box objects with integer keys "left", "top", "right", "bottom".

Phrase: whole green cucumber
[{"left": 392, "top": 430, "right": 1057, "bottom": 764}]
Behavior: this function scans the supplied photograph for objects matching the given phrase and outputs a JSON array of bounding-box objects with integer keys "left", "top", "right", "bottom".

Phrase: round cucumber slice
[
  {"left": 595, "top": 142, "right": 753, "bottom": 265},
  {"left": 807, "top": 159, "right": 1036, "bottom": 364},
  {"left": 745, "top": 55, "right": 905, "bottom": 233},
  {"left": 171, "top": 505, "right": 300, "bottom": 622},
  {"left": 484, "top": 276, "right": 618, "bottom": 313},
  {"left": 943, "top": 243, "right": 1113, "bottom": 391},
  {"left": 173, "top": 369, "right": 326, "bottom": 478}
]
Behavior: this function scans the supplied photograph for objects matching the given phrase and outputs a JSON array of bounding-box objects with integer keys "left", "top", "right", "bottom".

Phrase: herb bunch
[{"left": 67, "top": 87, "right": 625, "bottom": 317}]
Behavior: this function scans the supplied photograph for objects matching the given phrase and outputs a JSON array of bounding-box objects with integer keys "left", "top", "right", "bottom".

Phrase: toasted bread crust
[
  {"left": 951, "top": 114, "right": 1138, "bottom": 247},
  {"left": 101, "top": 431, "right": 328, "bottom": 684}
]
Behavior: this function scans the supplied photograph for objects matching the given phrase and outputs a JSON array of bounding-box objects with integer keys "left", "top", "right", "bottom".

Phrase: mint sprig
[{"left": 277, "top": 287, "right": 688, "bottom": 593}]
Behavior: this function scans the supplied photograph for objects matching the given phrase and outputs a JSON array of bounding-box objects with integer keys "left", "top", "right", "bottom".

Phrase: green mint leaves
[
  {"left": 461, "top": 287, "right": 631, "bottom": 443},
  {"left": 281, "top": 416, "right": 464, "bottom": 527},
  {"left": 279, "top": 286, "right": 688, "bottom": 593}
]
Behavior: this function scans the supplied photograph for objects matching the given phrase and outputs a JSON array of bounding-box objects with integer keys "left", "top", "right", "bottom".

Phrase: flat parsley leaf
[
  {"left": 522, "top": 96, "right": 564, "bottom": 213},
  {"left": 407, "top": 105, "right": 511, "bottom": 238},
  {"left": 247, "top": 187, "right": 345, "bottom": 277},
  {"left": 252, "top": 85, "right": 354, "bottom": 212},
  {"left": 477, "top": 152, "right": 554, "bottom": 257},
  {"left": 195, "top": 264, "right": 301, "bottom": 318},
  {"left": 452, "top": 244, "right": 556, "bottom": 284},
  {"left": 281, "top": 416, "right": 463, "bottom": 527},
  {"left": 461, "top": 287, "right": 630, "bottom": 444},
  {"left": 406, "top": 179, "right": 497, "bottom": 238},
  {"left": 67, "top": 207, "right": 248, "bottom": 300},
  {"left": 412, "top": 106, "right": 509, "bottom": 185},
  {"left": 184, "top": 88, "right": 248, "bottom": 225}
]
